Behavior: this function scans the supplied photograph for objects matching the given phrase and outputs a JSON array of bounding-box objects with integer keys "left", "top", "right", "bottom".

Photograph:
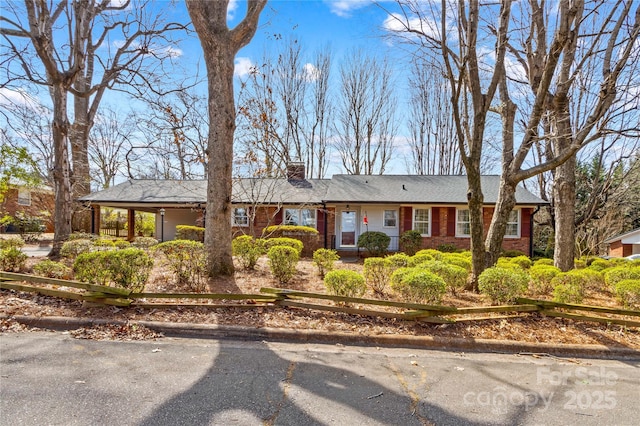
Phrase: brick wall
[
  {"left": 1, "top": 187, "right": 55, "bottom": 232},
  {"left": 608, "top": 240, "right": 631, "bottom": 257}
]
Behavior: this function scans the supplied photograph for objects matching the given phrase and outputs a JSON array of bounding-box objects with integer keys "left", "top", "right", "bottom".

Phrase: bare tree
[
  {"left": 335, "top": 50, "right": 397, "bottom": 175},
  {"left": 186, "top": 0, "right": 267, "bottom": 277}
]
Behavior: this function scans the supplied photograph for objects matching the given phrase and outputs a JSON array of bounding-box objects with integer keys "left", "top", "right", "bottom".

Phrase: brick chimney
[{"left": 286, "top": 161, "right": 305, "bottom": 180}]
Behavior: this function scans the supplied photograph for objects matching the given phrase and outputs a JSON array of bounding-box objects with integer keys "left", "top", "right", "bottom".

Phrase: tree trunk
[
  {"left": 553, "top": 155, "right": 576, "bottom": 271},
  {"left": 486, "top": 181, "right": 517, "bottom": 266},
  {"left": 70, "top": 76, "right": 92, "bottom": 232},
  {"left": 466, "top": 165, "right": 485, "bottom": 291}
]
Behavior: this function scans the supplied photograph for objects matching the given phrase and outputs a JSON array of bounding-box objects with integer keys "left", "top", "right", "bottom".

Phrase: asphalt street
[{"left": 1, "top": 332, "right": 639, "bottom": 425}]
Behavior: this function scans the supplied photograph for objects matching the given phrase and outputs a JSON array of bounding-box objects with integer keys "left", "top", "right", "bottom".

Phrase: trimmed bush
[
  {"left": 0, "top": 238, "right": 24, "bottom": 250},
  {"left": 73, "top": 249, "right": 153, "bottom": 292},
  {"left": 262, "top": 237, "right": 304, "bottom": 256},
  {"left": 263, "top": 225, "right": 319, "bottom": 237},
  {"left": 534, "top": 258, "right": 554, "bottom": 267},
  {"left": 390, "top": 269, "right": 446, "bottom": 304},
  {"left": 614, "top": 279, "right": 640, "bottom": 309},
  {"left": 386, "top": 253, "right": 411, "bottom": 270},
  {"left": 131, "top": 236, "right": 159, "bottom": 249},
  {"left": 501, "top": 250, "right": 526, "bottom": 258},
  {"left": 400, "top": 230, "right": 422, "bottom": 255},
  {"left": 60, "top": 239, "right": 93, "bottom": 259},
  {"left": 418, "top": 260, "right": 468, "bottom": 296},
  {"left": 175, "top": 225, "right": 205, "bottom": 242},
  {"left": 529, "top": 265, "right": 561, "bottom": 294},
  {"left": 154, "top": 240, "right": 208, "bottom": 291},
  {"left": 357, "top": 231, "right": 390, "bottom": 256},
  {"left": 567, "top": 269, "right": 604, "bottom": 292},
  {"left": 573, "top": 259, "right": 586, "bottom": 269},
  {"left": 588, "top": 258, "right": 611, "bottom": 272},
  {"left": 550, "top": 273, "right": 585, "bottom": 303},
  {"left": 442, "top": 253, "right": 472, "bottom": 272},
  {"left": 73, "top": 252, "right": 111, "bottom": 286},
  {"left": 478, "top": 267, "right": 529, "bottom": 304},
  {"left": 312, "top": 248, "right": 339, "bottom": 277},
  {"left": 509, "top": 255, "right": 533, "bottom": 270},
  {"left": 496, "top": 258, "right": 520, "bottom": 270},
  {"left": 437, "top": 243, "right": 458, "bottom": 253},
  {"left": 114, "top": 240, "right": 131, "bottom": 249},
  {"left": 33, "top": 260, "right": 71, "bottom": 279},
  {"left": 604, "top": 267, "right": 640, "bottom": 288},
  {"left": 232, "top": 235, "right": 264, "bottom": 270},
  {"left": 68, "top": 232, "right": 96, "bottom": 241},
  {"left": 0, "top": 247, "right": 27, "bottom": 272},
  {"left": 93, "top": 238, "right": 116, "bottom": 250},
  {"left": 415, "top": 249, "right": 444, "bottom": 261},
  {"left": 363, "top": 257, "right": 392, "bottom": 294},
  {"left": 408, "top": 253, "right": 435, "bottom": 267},
  {"left": 267, "top": 245, "right": 299, "bottom": 284},
  {"left": 324, "top": 269, "right": 367, "bottom": 299}
]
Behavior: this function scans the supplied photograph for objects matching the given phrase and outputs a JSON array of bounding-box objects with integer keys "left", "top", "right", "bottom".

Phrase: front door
[{"left": 340, "top": 210, "right": 357, "bottom": 247}]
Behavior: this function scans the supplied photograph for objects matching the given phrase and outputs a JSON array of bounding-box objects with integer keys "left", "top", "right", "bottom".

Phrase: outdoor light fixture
[{"left": 159, "top": 208, "right": 165, "bottom": 242}]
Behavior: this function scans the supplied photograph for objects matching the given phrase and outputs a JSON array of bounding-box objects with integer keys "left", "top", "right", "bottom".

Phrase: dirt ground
[{"left": 1, "top": 250, "right": 639, "bottom": 349}]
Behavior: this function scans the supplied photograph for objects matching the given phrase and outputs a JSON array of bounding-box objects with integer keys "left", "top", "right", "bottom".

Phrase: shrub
[
  {"left": 132, "top": 236, "right": 159, "bottom": 249},
  {"left": 175, "top": 225, "right": 205, "bottom": 242},
  {"left": 589, "top": 258, "right": 611, "bottom": 272},
  {"left": 604, "top": 267, "right": 640, "bottom": 288},
  {"left": 232, "top": 235, "right": 264, "bottom": 270},
  {"left": 262, "top": 237, "right": 304, "bottom": 256},
  {"left": 400, "top": 230, "right": 422, "bottom": 255},
  {"left": 418, "top": 260, "right": 468, "bottom": 296},
  {"left": 60, "top": 239, "right": 93, "bottom": 259},
  {"left": 0, "top": 238, "right": 24, "bottom": 250},
  {"left": 154, "top": 240, "right": 208, "bottom": 291},
  {"left": 567, "top": 269, "right": 604, "bottom": 292},
  {"left": 312, "top": 248, "right": 339, "bottom": 277},
  {"left": 386, "top": 253, "right": 410, "bottom": 270},
  {"left": 415, "top": 249, "right": 444, "bottom": 261},
  {"left": 550, "top": 273, "right": 585, "bottom": 303},
  {"left": 390, "top": 267, "right": 414, "bottom": 288},
  {"left": 529, "top": 265, "right": 561, "bottom": 294},
  {"left": 496, "top": 258, "right": 520, "bottom": 270},
  {"left": 114, "top": 240, "right": 131, "bottom": 249},
  {"left": 357, "top": 231, "right": 390, "bottom": 256},
  {"left": 614, "top": 279, "right": 640, "bottom": 309},
  {"left": 263, "top": 225, "right": 319, "bottom": 237},
  {"left": 437, "top": 243, "right": 458, "bottom": 253},
  {"left": 33, "top": 260, "right": 71, "bottom": 279},
  {"left": 408, "top": 253, "right": 435, "bottom": 267},
  {"left": 501, "top": 250, "right": 526, "bottom": 258},
  {"left": 68, "top": 232, "right": 96, "bottom": 241},
  {"left": 441, "top": 253, "right": 472, "bottom": 272},
  {"left": 573, "top": 259, "right": 586, "bottom": 269},
  {"left": 390, "top": 269, "right": 447, "bottom": 304},
  {"left": 363, "top": 257, "right": 392, "bottom": 294},
  {"left": 534, "top": 258, "right": 554, "bottom": 267},
  {"left": 509, "top": 255, "right": 533, "bottom": 270},
  {"left": 478, "top": 267, "right": 529, "bottom": 304},
  {"left": 73, "top": 252, "right": 111, "bottom": 286},
  {"left": 107, "top": 248, "right": 154, "bottom": 292},
  {"left": 0, "top": 247, "right": 27, "bottom": 272},
  {"left": 93, "top": 238, "right": 116, "bottom": 250},
  {"left": 324, "top": 269, "right": 367, "bottom": 299},
  {"left": 267, "top": 245, "right": 299, "bottom": 284}
]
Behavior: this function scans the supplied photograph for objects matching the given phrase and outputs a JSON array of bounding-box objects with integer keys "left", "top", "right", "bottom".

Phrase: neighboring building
[
  {"left": 0, "top": 184, "right": 55, "bottom": 233},
  {"left": 604, "top": 228, "right": 640, "bottom": 257},
  {"left": 80, "top": 163, "right": 547, "bottom": 256}
]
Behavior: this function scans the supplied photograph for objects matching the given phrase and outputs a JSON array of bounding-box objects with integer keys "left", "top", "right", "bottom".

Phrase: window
[
  {"left": 505, "top": 210, "right": 520, "bottom": 237},
  {"left": 457, "top": 209, "right": 470, "bottom": 236},
  {"left": 17, "top": 188, "right": 31, "bottom": 206},
  {"left": 383, "top": 210, "right": 397, "bottom": 227},
  {"left": 284, "top": 208, "right": 317, "bottom": 228},
  {"left": 413, "top": 208, "right": 430, "bottom": 236},
  {"left": 232, "top": 207, "right": 249, "bottom": 227}
]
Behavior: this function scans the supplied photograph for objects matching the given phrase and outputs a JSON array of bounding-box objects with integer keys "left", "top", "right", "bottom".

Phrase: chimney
[{"left": 286, "top": 161, "right": 305, "bottom": 180}]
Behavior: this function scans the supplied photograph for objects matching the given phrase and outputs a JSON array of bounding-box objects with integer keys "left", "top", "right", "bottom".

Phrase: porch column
[
  {"left": 127, "top": 209, "right": 135, "bottom": 241},
  {"left": 93, "top": 206, "right": 101, "bottom": 236}
]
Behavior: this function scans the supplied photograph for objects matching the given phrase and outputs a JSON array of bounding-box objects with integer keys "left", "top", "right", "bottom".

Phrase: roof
[
  {"left": 80, "top": 175, "right": 546, "bottom": 207},
  {"left": 604, "top": 228, "right": 640, "bottom": 245},
  {"left": 323, "top": 175, "right": 545, "bottom": 205}
]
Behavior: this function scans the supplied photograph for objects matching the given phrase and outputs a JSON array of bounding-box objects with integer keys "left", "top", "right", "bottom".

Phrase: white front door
[{"left": 340, "top": 210, "right": 357, "bottom": 247}]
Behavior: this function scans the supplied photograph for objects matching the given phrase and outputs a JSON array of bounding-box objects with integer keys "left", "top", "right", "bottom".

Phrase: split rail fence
[{"left": 1, "top": 272, "right": 639, "bottom": 328}]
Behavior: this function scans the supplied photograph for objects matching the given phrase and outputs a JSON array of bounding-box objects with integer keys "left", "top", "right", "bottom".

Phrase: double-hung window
[
  {"left": 413, "top": 208, "right": 430, "bottom": 236},
  {"left": 505, "top": 210, "right": 520, "bottom": 237},
  {"left": 284, "top": 208, "right": 317, "bottom": 228},
  {"left": 383, "top": 210, "right": 397, "bottom": 227},
  {"left": 17, "top": 188, "right": 31, "bottom": 206},
  {"left": 232, "top": 207, "right": 249, "bottom": 227},
  {"left": 456, "top": 209, "right": 470, "bottom": 237}
]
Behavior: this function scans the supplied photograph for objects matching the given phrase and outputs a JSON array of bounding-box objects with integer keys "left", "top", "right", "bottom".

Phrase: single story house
[
  {"left": 1, "top": 183, "right": 55, "bottom": 233},
  {"left": 80, "top": 163, "right": 546, "bottom": 256},
  {"left": 604, "top": 228, "right": 640, "bottom": 257}
]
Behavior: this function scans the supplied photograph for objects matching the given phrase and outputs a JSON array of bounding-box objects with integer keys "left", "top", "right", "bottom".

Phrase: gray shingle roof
[{"left": 80, "top": 175, "right": 546, "bottom": 206}]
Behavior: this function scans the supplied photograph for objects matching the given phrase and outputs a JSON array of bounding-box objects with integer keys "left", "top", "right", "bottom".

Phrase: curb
[{"left": 4, "top": 314, "right": 640, "bottom": 359}]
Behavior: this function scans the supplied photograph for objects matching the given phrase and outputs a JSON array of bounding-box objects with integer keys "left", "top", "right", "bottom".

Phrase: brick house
[
  {"left": 0, "top": 184, "right": 55, "bottom": 233},
  {"left": 80, "top": 163, "right": 546, "bottom": 256},
  {"left": 604, "top": 228, "right": 640, "bottom": 257}
]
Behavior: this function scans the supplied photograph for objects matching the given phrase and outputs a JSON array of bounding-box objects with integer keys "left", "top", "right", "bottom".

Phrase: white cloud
[
  {"left": 0, "top": 88, "right": 39, "bottom": 109},
  {"left": 227, "top": 0, "right": 239, "bottom": 20},
  {"left": 324, "top": 0, "right": 371, "bottom": 18},
  {"left": 234, "top": 57, "right": 256, "bottom": 77},
  {"left": 382, "top": 12, "right": 440, "bottom": 41},
  {"left": 302, "top": 63, "right": 320, "bottom": 82}
]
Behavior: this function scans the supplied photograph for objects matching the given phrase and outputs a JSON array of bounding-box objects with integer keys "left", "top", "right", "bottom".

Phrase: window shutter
[
  {"left": 447, "top": 207, "right": 456, "bottom": 236},
  {"left": 521, "top": 208, "right": 531, "bottom": 237},
  {"left": 274, "top": 208, "right": 283, "bottom": 225},
  {"left": 403, "top": 206, "right": 413, "bottom": 232},
  {"left": 432, "top": 207, "right": 440, "bottom": 236},
  {"left": 317, "top": 209, "right": 325, "bottom": 233}
]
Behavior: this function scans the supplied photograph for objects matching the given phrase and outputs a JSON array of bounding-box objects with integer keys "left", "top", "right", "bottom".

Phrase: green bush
[
  {"left": 390, "top": 267, "right": 414, "bottom": 288},
  {"left": 73, "top": 252, "right": 111, "bottom": 286},
  {"left": 604, "top": 267, "right": 640, "bottom": 288},
  {"left": 363, "top": 257, "right": 392, "bottom": 294},
  {"left": 263, "top": 225, "right": 319, "bottom": 236},
  {"left": 437, "top": 243, "right": 458, "bottom": 253},
  {"left": 60, "top": 239, "right": 93, "bottom": 259},
  {"left": 567, "top": 269, "right": 604, "bottom": 291},
  {"left": 588, "top": 258, "right": 611, "bottom": 272},
  {"left": 400, "top": 230, "right": 422, "bottom": 255},
  {"left": 509, "top": 255, "right": 533, "bottom": 270},
  {"left": 68, "top": 232, "right": 96, "bottom": 241},
  {"left": 324, "top": 269, "right": 367, "bottom": 299},
  {"left": 232, "top": 235, "right": 264, "bottom": 270},
  {"left": 415, "top": 249, "right": 444, "bottom": 261},
  {"left": 107, "top": 248, "right": 154, "bottom": 292},
  {"left": 357, "top": 231, "right": 390, "bottom": 256},
  {"left": 534, "top": 258, "right": 554, "bottom": 267},
  {"left": 408, "top": 253, "right": 435, "bottom": 267},
  {"left": 441, "top": 253, "right": 472, "bottom": 272},
  {"left": 131, "top": 236, "right": 159, "bottom": 249},
  {"left": 390, "top": 269, "right": 446, "bottom": 304},
  {"left": 614, "top": 279, "right": 640, "bottom": 309},
  {"left": 550, "top": 273, "right": 585, "bottom": 303},
  {"left": 93, "top": 238, "right": 116, "bottom": 250},
  {"left": 0, "top": 238, "right": 24, "bottom": 250},
  {"left": 114, "top": 240, "right": 131, "bottom": 249},
  {"left": 154, "top": 240, "right": 208, "bottom": 291},
  {"left": 478, "top": 267, "right": 529, "bottom": 304},
  {"left": 386, "top": 253, "right": 411, "bottom": 270},
  {"left": 312, "top": 248, "right": 339, "bottom": 277},
  {"left": 267, "top": 245, "right": 299, "bottom": 284},
  {"left": 573, "top": 259, "right": 586, "bottom": 269},
  {"left": 418, "top": 260, "right": 468, "bottom": 295},
  {"left": 496, "top": 258, "right": 520, "bottom": 270},
  {"left": 501, "top": 250, "right": 526, "bottom": 258},
  {"left": 175, "top": 225, "right": 205, "bottom": 242},
  {"left": 0, "top": 247, "right": 27, "bottom": 272},
  {"left": 529, "top": 265, "right": 561, "bottom": 294},
  {"left": 33, "top": 260, "right": 71, "bottom": 279},
  {"left": 262, "top": 237, "right": 304, "bottom": 256}
]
